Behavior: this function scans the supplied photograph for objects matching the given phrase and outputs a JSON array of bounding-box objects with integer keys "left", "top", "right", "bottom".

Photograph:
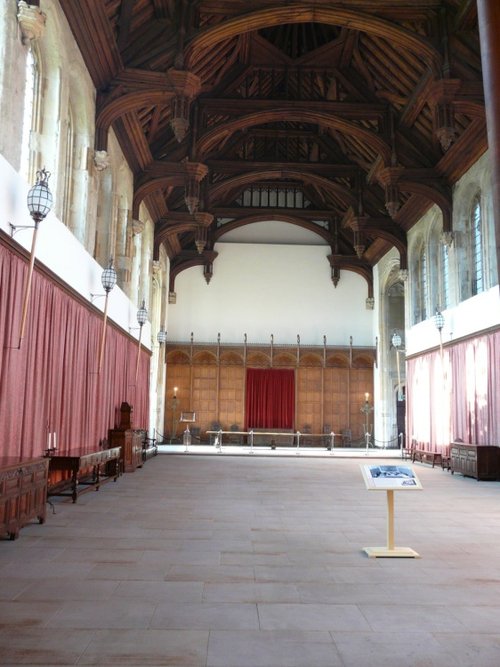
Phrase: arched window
[
  {"left": 413, "top": 245, "right": 428, "bottom": 323},
  {"left": 440, "top": 241, "right": 450, "bottom": 309},
  {"left": 469, "top": 194, "right": 484, "bottom": 296},
  {"left": 62, "top": 107, "right": 74, "bottom": 227}
]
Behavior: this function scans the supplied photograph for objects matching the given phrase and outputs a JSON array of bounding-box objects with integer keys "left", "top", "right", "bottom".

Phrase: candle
[
  {"left": 53, "top": 432, "right": 57, "bottom": 450},
  {"left": 48, "top": 432, "right": 52, "bottom": 450}
]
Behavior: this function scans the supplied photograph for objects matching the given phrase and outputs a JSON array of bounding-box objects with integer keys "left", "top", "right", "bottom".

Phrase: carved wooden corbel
[
  {"left": 167, "top": 69, "right": 202, "bottom": 142},
  {"left": 428, "top": 79, "right": 461, "bottom": 151},
  {"left": 377, "top": 167, "right": 405, "bottom": 218}
]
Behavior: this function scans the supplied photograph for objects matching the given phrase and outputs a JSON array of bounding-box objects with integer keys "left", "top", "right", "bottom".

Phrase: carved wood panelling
[{"left": 165, "top": 341, "right": 374, "bottom": 440}]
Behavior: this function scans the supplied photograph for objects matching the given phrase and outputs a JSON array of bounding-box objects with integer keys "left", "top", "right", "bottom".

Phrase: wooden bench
[
  {"left": 46, "top": 447, "right": 121, "bottom": 503},
  {"left": 411, "top": 449, "right": 442, "bottom": 468}
]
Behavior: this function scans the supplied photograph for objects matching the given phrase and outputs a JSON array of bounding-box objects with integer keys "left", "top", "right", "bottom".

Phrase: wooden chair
[
  {"left": 228, "top": 424, "right": 243, "bottom": 445},
  {"left": 341, "top": 429, "right": 352, "bottom": 447},
  {"left": 301, "top": 424, "right": 312, "bottom": 447}
]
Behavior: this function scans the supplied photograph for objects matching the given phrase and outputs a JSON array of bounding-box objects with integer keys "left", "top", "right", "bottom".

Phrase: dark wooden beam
[
  {"left": 454, "top": 0, "right": 478, "bottom": 31},
  {"left": 207, "top": 160, "right": 360, "bottom": 177},
  {"left": 58, "top": 0, "right": 122, "bottom": 89},
  {"left": 117, "top": 0, "right": 136, "bottom": 52},
  {"left": 199, "top": 98, "right": 387, "bottom": 120}
]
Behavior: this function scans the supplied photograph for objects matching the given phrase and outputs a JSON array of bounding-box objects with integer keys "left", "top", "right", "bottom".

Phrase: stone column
[
  {"left": 114, "top": 205, "right": 133, "bottom": 295},
  {"left": 477, "top": 0, "right": 500, "bottom": 283}
]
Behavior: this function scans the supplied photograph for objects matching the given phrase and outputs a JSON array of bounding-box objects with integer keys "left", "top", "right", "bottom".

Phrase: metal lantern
[
  {"left": 101, "top": 260, "right": 117, "bottom": 293},
  {"left": 137, "top": 300, "right": 148, "bottom": 326},
  {"left": 27, "top": 168, "right": 53, "bottom": 223},
  {"left": 391, "top": 331, "right": 402, "bottom": 348},
  {"left": 434, "top": 310, "right": 445, "bottom": 332},
  {"left": 157, "top": 329, "right": 167, "bottom": 345}
]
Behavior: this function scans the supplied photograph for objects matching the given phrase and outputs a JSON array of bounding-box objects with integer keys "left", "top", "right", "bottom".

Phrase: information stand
[{"left": 360, "top": 464, "right": 422, "bottom": 558}]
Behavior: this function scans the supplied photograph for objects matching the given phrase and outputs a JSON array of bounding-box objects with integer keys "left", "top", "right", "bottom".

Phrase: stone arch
[{"left": 65, "top": 58, "right": 94, "bottom": 248}]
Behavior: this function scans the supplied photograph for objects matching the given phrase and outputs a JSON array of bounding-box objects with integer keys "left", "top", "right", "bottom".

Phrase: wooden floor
[{"left": 1, "top": 454, "right": 500, "bottom": 666}]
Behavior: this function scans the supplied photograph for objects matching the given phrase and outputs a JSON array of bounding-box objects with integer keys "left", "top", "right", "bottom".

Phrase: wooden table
[
  {"left": 0, "top": 456, "right": 49, "bottom": 540},
  {"left": 46, "top": 447, "right": 121, "bottom": 503}
]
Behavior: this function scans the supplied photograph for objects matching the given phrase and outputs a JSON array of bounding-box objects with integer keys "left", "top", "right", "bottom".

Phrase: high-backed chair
[
  {"left": 341, "top": 429, "right": 352, "bottom": 447},
  {"left": 229, "top": 423, "right": 243, "bottom": 445}
]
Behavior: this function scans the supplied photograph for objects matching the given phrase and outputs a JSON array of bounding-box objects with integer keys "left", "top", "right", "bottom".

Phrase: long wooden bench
[
  {"left": 46, "top": 447, "right": 121, "bottom": 503},
  {"left": 411, "top": 448, "right": 442, "bottom": 468}
]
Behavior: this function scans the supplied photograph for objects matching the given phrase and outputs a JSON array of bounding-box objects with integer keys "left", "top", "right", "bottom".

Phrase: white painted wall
[{"left": 168, "top": 242, "right": 376, "bottom": 346}]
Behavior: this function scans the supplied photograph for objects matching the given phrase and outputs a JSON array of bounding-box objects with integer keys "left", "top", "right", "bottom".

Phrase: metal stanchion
[
  {"left": 183, "top": 425, "right": 191, "bottom": 453},
  {"left": 296, "top": 431, "right": 301, "bottom": 455},
  {"left": 249, "top": 430, "right": 254, "bottom": 454}
]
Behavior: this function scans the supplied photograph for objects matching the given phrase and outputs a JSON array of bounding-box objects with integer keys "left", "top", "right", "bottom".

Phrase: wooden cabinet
[
  {"left": 450, "top": 443, "right": 500, "bottom": 480},
  {"left": 0, "top": 457, "right": 49, "bottom": 540},
  {"left": 108, "top": 428, "right": 145, "bottom": 472},
  {"left": 108, "top": 401, "right": 146, "bottom": 472}
]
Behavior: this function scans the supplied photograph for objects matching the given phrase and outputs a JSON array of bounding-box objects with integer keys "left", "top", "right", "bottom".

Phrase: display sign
[{"left": 361, "top": 464, "right": 423, "bottom": 490}]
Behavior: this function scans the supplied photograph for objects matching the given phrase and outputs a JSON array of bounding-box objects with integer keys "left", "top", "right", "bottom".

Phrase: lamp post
[
  {"left": 155, "top": 328, "right": 167, "bottom": 440},
  {"left": 18, "top": 168, "right": 53, "bottom": 346},
  {"left": 391, "top": 330, "right": 403, "bottom": 401},
  {"left": 97, "top": 259, "right": 117, "bottom": 372},
  {"left": 134, "top": 300, "right": 148, "bottom": 382},
  {"left": 170, "top": 386, "right": 179, "bottom": 443},
  {"left": 361, "top": 392, "right": 374, "bottom": 452},
  {"left": 434, "top": 309, "right": 445, "bottom": 360}
]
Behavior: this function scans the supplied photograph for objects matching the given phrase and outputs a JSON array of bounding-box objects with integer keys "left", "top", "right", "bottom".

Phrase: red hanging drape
[
  {"left": 0, "top": 239, "right": 149, "bottom": 458},
  {"left": 406, "top": 328, "right": 500, "bottom": 452},
  {"left": 245, "top": 368, "right": 295, "bottom": 429}
]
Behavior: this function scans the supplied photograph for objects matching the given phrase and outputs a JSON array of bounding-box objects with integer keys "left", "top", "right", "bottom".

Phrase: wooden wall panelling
[
  {"left": 165, "top": 362, "right": 191, "bottom": 439},
  {"left": 218, "top": 365, "right": 245, "bottom": 430},
  {"left": 349, "top": 367, "right": 374, "bottom": 439},
  {"left": 191, "top": 363, "right": 218, "bottom": 436},
  {"left": 296, "top": 367, "right": 323, "bottom": 433},
  {"left": 165, "top": 343, "right": 375, "bottom": 443},
  {"left": 322, "top": 367, "right": 350, "bottom": 435}
]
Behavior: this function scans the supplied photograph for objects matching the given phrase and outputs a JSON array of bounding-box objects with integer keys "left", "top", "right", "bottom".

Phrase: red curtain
[
  {"left": 0, "top": 239, "right": 149, "bottom": 458},
  {"left": 406, "top": 328, "right": 500, "bottom": 452},
  {"left": 245, "top": 368, "right": 295, "bottom": 429}
]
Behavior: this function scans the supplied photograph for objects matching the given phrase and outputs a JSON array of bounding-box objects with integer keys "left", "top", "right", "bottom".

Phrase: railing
[{"left": 199, "top": 430, "right": 403, "bottom": 455}]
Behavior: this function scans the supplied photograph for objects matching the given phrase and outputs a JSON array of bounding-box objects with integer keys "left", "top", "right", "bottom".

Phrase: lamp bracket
[
  {"left": 90, "top": 292, "right": 106, "bottom": 303},
  {"left": 9, "top": 222, "right": 36, "bottom": 237}
]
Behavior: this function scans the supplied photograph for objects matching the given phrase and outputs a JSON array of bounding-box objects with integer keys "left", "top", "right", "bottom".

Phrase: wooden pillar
[{"left": 477, "top": 0, "right": 500, "bottom": 284}]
